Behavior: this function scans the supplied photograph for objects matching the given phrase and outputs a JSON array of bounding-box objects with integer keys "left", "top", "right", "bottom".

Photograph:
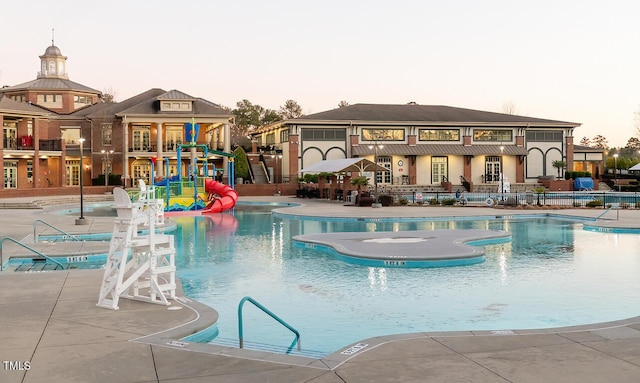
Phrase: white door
[
  {"left": 65, "top": 160, "right": 80, "bottom": 186},
  {"left": 3, "top": 161, "right": 17, "bottom": 188}
]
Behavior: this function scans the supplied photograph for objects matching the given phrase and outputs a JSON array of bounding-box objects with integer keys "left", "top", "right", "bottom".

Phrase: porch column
[
  {"left": 156, "top": 121, "right": 163, "bottom": 178},
  {"left": 515, "top": 135, "right": 525, "bottom": 183},
  {"left": 565, "top": 135, "right": 574, "bottom": 176},
  {"left": 122, "top": 118, "right": 130, "bottom": 187},
  {"left": 32, "top": 118, "right": 40, "bottom": 188}
]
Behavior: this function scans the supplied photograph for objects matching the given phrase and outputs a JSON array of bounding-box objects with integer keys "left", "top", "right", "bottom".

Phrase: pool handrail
[
  {"left": 594, "top": 206, "right": 617, "bottom": 221},
  {"left": 237, "top": 295, "right": 301, "bottom": 352},
  {"left": 0, "top": 237, "right": 66, "bottom": 271},
  {"left": 33, "top": 219, "right": 81, "bottom": 243}
]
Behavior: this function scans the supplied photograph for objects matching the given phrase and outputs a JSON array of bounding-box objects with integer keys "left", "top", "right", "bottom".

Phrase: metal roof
[
  {"left": 1, "top": 78, "right": 101, "bottom": 94},
  {"left": 289, "top": 104, "right": 580, "bottom": 126}
]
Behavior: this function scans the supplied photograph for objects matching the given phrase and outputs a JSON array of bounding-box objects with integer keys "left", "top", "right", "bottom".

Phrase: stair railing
[
  {"left": 0, "top": 237, "right": 66, "bottom": 271},
  {"left": 238, "top": 296, "right": 301, "bottom": 352},
  {"left": 33, "top": 219, "right": 81, "bottom": 243}
]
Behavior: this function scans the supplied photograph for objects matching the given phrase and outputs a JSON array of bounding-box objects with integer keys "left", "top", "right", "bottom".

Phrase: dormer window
[{"left": 160, "top": 101, "right": 192, "bottom": 111}]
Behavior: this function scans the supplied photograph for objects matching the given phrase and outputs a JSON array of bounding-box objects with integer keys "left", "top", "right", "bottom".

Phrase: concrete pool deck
[{"left": 2, "top": 195, "right": 640, "bottom": 382}]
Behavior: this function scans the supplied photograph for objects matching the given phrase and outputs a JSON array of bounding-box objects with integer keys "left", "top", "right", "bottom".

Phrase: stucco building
[{"left": 251, "top": 103, "right": 602, "bottom": 191}]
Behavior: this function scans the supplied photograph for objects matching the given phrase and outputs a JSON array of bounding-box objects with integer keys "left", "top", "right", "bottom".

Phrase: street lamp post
[
  {"left": 76, "top": 138, "right": 88, "bottom": 225},
  {"left": 101, "top": 149, "right": 114, "bottom": 187},
  {"left": 368, "top": 141, "right": 384, "bottom": 207},
  {"left": 613, "top": 153, "right": 619, "bottom": 192}
]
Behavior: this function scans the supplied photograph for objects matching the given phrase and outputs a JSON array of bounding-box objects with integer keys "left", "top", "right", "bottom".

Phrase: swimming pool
[{"left": 172, "top": 205, "right": 640, "bottom": 356}]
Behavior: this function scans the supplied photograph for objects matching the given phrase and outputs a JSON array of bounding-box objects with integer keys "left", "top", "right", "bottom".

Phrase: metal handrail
[
  {"left": 33, "top": 219, "right": 81, "bottom": 243},
  {"left": 0, "top": 237, "right": 66, "bottom": 272},
  {"left": 594, "top": 206, "right": 617, "bottom": 221},
  {"left": 238, "top": 296, "right": 301, "bottom": 352}
]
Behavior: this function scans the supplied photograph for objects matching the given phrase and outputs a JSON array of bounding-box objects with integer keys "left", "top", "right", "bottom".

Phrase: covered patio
[{"left": 297, "top": 158, "right": 388, "bottom": 200}]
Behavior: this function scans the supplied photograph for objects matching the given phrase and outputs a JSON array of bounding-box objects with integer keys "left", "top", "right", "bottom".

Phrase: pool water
[{"left": 171, "top": 205, "right": 640, "bottom": 355}]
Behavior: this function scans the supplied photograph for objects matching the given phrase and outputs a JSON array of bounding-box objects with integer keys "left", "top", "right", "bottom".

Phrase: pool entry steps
[
  {"left": 97, "top": 187, "right": 177, "bottom": 310},
  {"left": 293, "top": 229, "right": 511, "bottom": 268}
]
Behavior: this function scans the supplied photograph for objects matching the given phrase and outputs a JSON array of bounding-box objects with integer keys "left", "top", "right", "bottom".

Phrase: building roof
[
  {"left": 352, "top": 143, "right": 529, "bottom": 156},
  {"left": 289, "top": 104, "right": 580, "bottom": 127},
  {"left": 114, "top": 89, "right": 231, "bottom": 118},
  {"left": 573, "top": 144, "right": 605, "bottom": 153},
  {"left": 42, "top": 45, "right": 64, "bottom": 57},
  {"left": 0, "top": 95, "right": 50, "bottom": 116},
  {"left": 0, "top": 78, "right": 101, "bottom": 94}
]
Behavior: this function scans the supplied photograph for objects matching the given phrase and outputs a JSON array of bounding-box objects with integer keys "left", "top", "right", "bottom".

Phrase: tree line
[{"left": 226, "top": 99, "right": 349, "bottom": 149}]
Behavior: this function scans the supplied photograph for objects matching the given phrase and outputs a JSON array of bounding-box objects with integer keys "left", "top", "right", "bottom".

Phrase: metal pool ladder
[
  {"left": 237, "top": 296, "right": 301, "bottom": 352},
  {"left": 33, "top": 219, "right": 81, "bottom": 243},
  {"left": 0, "top": 237, "right": 66, "bottom": 272}
]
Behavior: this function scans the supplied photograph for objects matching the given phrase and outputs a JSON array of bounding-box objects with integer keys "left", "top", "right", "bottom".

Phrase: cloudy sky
[{"left": 2, "top": 0, "right": 639, "bottom": 147}]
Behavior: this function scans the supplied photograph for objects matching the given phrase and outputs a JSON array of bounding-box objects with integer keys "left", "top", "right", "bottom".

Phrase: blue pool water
[{"left": 172, "top": 205, "right": 640, "bottom": 355}]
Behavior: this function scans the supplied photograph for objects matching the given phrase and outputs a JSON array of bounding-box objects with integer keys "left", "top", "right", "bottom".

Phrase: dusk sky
[{"left": 2, "top": 1, "right": 639, "bottom": 147}]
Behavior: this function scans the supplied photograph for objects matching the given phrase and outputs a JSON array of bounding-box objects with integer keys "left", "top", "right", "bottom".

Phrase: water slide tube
[{"left": 202, "top": 179, "right": 238, "bottom": 213}]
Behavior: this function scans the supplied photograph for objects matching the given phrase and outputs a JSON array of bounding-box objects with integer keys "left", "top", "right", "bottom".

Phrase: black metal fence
[{"left": 378, "top": 190, "right": 640, "bottom": 209}]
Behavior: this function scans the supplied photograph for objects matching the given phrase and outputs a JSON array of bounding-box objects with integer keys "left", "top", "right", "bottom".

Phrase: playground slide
[{"left": 202, "top": 179, "right": 238, "bottom": 213}]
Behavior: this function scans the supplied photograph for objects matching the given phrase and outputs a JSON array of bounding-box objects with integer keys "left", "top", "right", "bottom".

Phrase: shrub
[
  {"left": 428, "top": 198, "right": 439, "bottom": 205},
  {"left": 399, "top": 197, "right": 409, "bottom": 205},
  {"left": 378, "top": 195, "right": 394, "bottom": 206},
  {"left": 441, "top": 198, "right": 457, "bottom": 206},
  {"left": 586, "top": 199, "right": 603, "bottom": 208}
]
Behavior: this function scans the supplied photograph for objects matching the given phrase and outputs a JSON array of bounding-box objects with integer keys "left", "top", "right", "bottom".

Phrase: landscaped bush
[
  {"left": 428, "top": 198, "right": 439, "bottom": 205},
  {"left": 586, "top": 199, "right": 603, "bottom": 208},
  {"left": 441, "top": 198, "right": 457, "bottom": 206},
  {"left": 399, "top": 197, "right": 409, "bottom": 205},
  {"left": 378, "top": 195, "right": 393, "bottom": 206}
]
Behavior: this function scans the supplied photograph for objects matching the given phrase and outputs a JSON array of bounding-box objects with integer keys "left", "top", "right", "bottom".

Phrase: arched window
[{"left": 49, "top": 61, "right": 55, "bottom": 73}]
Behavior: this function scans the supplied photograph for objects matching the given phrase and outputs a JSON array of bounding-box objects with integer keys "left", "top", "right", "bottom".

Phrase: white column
[
  {"left": 156, "top": 122, "right": 163, "bottom": 177},
  {"left": 123, "top": 118, "right": 130, "bottom": 187}
]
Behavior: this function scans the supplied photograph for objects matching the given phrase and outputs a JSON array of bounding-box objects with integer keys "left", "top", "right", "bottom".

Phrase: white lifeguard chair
[{"left": 97, "top": 187, "right": 175, "bottom": 310}]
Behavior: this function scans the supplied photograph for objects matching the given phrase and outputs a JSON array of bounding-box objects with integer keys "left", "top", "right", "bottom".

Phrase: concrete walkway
[{"left": 2, "top": 195, "right": 640, "bottom": 382}]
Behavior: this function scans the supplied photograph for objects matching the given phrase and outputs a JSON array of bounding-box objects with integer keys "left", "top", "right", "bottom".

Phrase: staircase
[{"left": 251, "top": 163, "right": 269, "bottom": 184}]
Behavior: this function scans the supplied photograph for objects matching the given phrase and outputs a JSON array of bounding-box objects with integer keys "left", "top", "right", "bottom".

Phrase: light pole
[
  {"left": 101, "top": 149, "right": 114, "bottom": 187},
  {"left": 76, "top": 138, "right": 88, "bottom": 225},
  {"left": 613, "top": 153, "right": 619, "bottom": 192},
  {"left": 368, "top": 141, "right": 384, "bottom": 207}
]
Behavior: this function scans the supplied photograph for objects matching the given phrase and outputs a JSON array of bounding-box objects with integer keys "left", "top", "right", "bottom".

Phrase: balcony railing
[
  {"left": 2, "top": 137, "right": 61, "bottom": 151},
  {"left": 40, "top": 139, "right": 62, "bottom": 151}
]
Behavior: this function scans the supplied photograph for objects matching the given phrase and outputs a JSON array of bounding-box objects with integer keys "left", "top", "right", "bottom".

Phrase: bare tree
[
  {"left": 500, "top": 101, "right": 517, "bottom": 115},
  {"left": 338, "top": 100, "right": 350, "bottom": 108},
  {"left": 579, "top": 136, "right": 591, "bottom": 146},
  {"left": 101, "top": 87, "right": 117, "bottom": 103}
]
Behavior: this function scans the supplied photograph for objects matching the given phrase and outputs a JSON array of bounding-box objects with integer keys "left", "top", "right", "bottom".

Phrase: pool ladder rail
[
  {"left": 0, "top": 237, "right": 67, "bottom": 272},
  {"left": 238, "top": 296, "right": 301, "bottom": 353},
  {"left": 33, "top": 219, "right": 81, "bottom": 243}
]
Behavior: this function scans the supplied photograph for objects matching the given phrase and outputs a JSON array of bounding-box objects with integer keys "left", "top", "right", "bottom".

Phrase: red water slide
[{"left": 202, "top": 179, "right": 238, "bottom": 214}]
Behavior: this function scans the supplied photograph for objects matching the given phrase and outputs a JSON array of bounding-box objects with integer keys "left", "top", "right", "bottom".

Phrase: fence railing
[{"left": 378, "top": 191, "right": 640, "bottom": 209}]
